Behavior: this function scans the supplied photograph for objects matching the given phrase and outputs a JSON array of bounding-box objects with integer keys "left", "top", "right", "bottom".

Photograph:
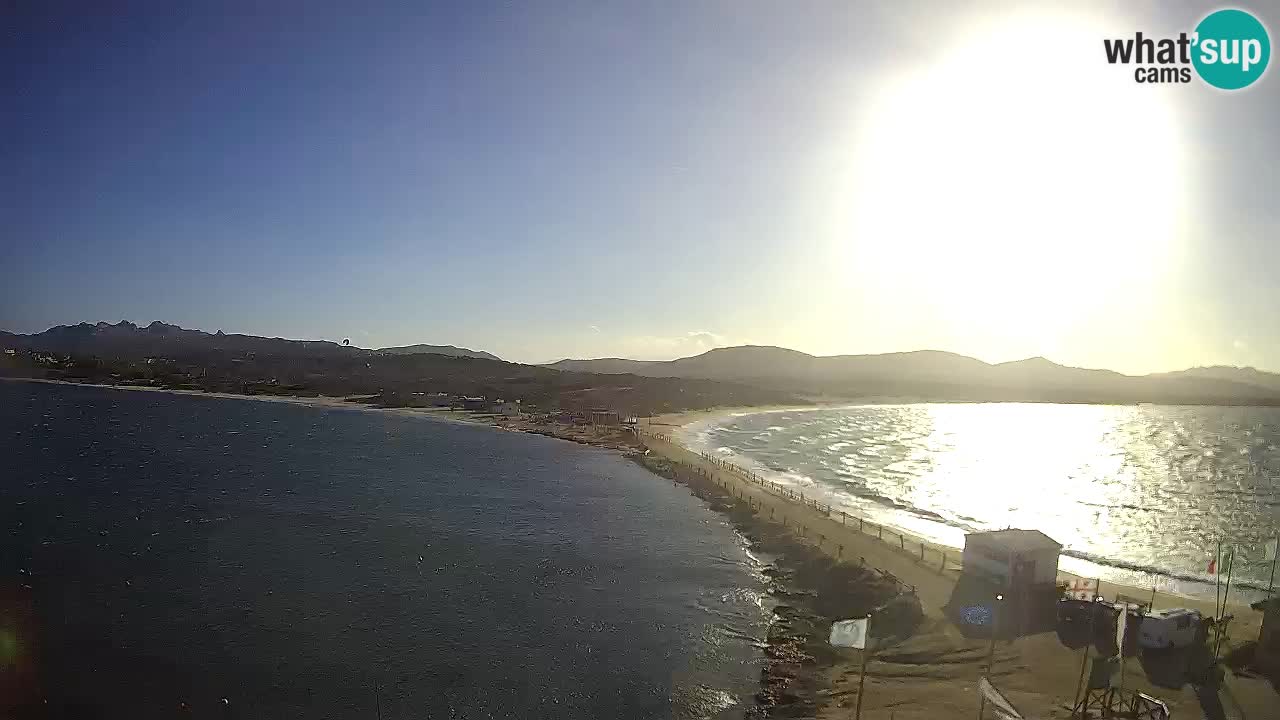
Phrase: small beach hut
[
  {"left": 962, "top": 529, "right": 1062, "bottom": 587},
  {"left": 955, "top": 529, "right": 1063, "bottom": 636}
]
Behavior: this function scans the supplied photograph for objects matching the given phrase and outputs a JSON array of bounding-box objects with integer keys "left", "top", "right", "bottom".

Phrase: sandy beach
[{"left": 641, "top": 411, "right": 1276, "bottom": 719}]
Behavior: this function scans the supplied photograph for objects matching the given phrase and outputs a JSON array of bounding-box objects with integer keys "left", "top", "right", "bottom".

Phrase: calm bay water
[
  {"left": 681, "top": 403, "right": 1280, "bottom": 603},
  {"left": 0, "top": 382, "right": 769, "bottom": 718}
]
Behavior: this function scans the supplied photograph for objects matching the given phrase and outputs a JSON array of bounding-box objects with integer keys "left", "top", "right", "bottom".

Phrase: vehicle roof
[{"left": 1147, "top": 608, "right": 1199, "bottom": 619}]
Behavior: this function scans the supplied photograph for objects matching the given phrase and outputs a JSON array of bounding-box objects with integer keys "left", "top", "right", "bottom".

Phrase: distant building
[
  {"left": 1253, "top": 597, "right": 1280, "bottom": 683},
  {"left": 458, "top": 396, "right": 487, "bottom": 411},
  {"left": 962, "top": 529, "right": 1062, "bottom": 587},
  {"left": 490, "top": 399, "right": 521, "bottom": 416},
  {"left": 590, "top": 408, "right": 621, "bottom": 427}
]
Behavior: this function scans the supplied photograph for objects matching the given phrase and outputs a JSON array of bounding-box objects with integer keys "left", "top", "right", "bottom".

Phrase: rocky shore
[{"left": 631, "top": 453, "right": 924, "bottom": 717}]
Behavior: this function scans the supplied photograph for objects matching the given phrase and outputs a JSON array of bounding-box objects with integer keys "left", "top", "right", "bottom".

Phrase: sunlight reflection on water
[{"left": 682, "top": 403, "right": 1280, "bottom": 601}]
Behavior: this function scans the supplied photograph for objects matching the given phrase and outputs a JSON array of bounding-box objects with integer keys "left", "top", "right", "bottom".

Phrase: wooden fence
[{"left": 647, "top": 432, "right": 959, "bottom": 584}]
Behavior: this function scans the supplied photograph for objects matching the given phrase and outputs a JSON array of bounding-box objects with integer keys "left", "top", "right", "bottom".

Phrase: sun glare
[{"left": 829, "top": 9, "right": 1190, "bottom": 360}]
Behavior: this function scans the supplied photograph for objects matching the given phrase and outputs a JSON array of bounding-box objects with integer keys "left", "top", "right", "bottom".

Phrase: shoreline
[
  {"left": 13, "top": 376, "right": 1266, "bottom": 614},
  {"left": 0, "top": 375, "right": 650, "bottom": 453},
  {"left": 638, "top": 418, "right": 1274, "bottom": 718},
  {"left": 9, "top": 378, "right": 1275, "bottom": 716},
  {"left": 10, "top": 377, "right": 1264, "bottom": 619},
  {"left": 656, "top": 403, "right": 1272, "bottom": 613}
]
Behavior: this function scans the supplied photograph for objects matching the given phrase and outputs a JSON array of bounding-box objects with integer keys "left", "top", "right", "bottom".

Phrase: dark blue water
[{"left": 0, "top": 382, "right": 769, "bottom": 718}]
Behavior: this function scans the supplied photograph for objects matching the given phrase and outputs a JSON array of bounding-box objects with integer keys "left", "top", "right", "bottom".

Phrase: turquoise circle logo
[{"left": 1192, "top": 8, "right": 1271, "bottom": 89}]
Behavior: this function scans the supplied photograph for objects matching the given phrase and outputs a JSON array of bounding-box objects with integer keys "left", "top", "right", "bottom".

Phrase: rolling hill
[
  {"left": 0, "top": 321, "right": 501, "bottom": 361},
  {"left": 548, "top": 346, "right": 1280, "bottom": 405},
  {"left": 8, "top": 322, "right": 1280, "bottom": 407},
  {"left": 377, "top": 344, "right": 501, "bottom": 361},
  {"left": 0, "top": 321, "right": 800, "bottom": 413}
]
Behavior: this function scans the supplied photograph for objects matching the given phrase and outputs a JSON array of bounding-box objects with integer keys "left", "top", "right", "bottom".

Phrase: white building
[
  {"left": 490, "top": 399, "right": 521, "bottom": 417},
  {"left": 962, "top": 529, "right": 1061, "bottom": 587}
]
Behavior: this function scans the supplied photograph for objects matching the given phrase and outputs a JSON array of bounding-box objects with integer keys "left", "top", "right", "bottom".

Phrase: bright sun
[{"left": 831, "top": 9, "right": 1190, "bottom": 358}]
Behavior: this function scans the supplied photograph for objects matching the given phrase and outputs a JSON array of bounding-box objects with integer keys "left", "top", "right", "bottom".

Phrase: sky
[{"left": 3, "top": 1, "right": 1278, "bottom": 373}]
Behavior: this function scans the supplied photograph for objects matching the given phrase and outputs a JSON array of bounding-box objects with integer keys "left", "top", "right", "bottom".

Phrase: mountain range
[
  {"left": 5, "top": 322, "right": 1280, "bottom": 406},
  {"left": 0, "top": 321, "right": 794, "bottom": 413},
  {"left": 0, "top": 321, "right": 498, "bottom": 361},
  {"left": 547, "top": 346, "right": 1280, "bottom": 405}
]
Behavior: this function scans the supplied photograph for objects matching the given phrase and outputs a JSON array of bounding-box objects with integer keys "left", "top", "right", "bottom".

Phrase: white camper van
[{"left": 1138, "top": 608, "right": 1201, "bottom": 650}]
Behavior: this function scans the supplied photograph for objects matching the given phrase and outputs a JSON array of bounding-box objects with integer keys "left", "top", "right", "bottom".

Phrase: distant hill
[
  {"left": 0, "top": 321, "right": 801, "bottom": 414},
  {"left": 0, "top": 321, "right": 502, "bottom": 362},
  {"left": 378, "top": 344, "right": 500, "bottom": 361},
  {"left": 8, "top": 322, "right": 1280, "bottom": 407},
  {"left": 548, "top": 346, "right": 1280, "bottom": 406},
  {"left": 0, "top": 321, "right": 354, "bottom": 359},
  {"left": 546, "top": 357, "right": 666, "bottom": 375},
  {"left": 1151, "top": 365, "right": 1280, "bottom": 394}
]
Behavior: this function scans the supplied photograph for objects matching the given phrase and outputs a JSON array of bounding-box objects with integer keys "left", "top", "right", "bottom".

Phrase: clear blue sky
[{"left": 3, "top": 1, "right": 1278, "bottom": 372}]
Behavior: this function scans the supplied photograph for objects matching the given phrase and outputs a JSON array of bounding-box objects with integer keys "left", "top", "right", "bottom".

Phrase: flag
[
  {"left": 978, "top": 677, "right": 1024, "bottom": 719},
  {"left": 1208, "top": 546, "right": 1234, "bottom": 574},
  {"left": 1265, "top": 538, "right": 1278, "bottom": 562},
  {"left": 1114, "top": 605, "right": 1127, "bottom": 655},
  {"left": 829, "top": 617, "right": 869, "bottom": 649},
  {"left": 1068, "top": 577, "right": 1098, "bottom": 601}
]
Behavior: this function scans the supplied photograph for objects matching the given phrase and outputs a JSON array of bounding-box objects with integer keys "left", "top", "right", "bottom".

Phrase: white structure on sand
[{"left": 962, "top": 529, "right": 1062, "bottom": 587}]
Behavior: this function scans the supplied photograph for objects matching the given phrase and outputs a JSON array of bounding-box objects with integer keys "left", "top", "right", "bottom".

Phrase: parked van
[{"left": 1138, "top": 608, "right": 1201, "bottom": 650}]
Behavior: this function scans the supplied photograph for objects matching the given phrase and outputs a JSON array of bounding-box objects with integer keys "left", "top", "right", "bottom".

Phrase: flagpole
[
  {"left": 854, "top": 613, "right": 872, "bottom": 720},
  {"left": 1215, "top": 540, "right": 1222, "bottom": 618},
  {"left": 1071, "top": 583, "right": 1098, "bottom": 711},
  {"left": 1268, "top": 536, "right": 1278, "bottom": 598},
  {"left": 1222, "top": 545, "right": 1234, "bottom": 611},
  {"left": 978, "top": 594, "right": 1002, "bottom": 720},
  {"left": 1072, "top": 639, "right": 1090, "bottom": 711},
  {"left": 1217, "top": 546, "right": 1235, "bottom": 659},
  {"left": 1117, "top": 605, "right": 1127, "bottom": 701}
]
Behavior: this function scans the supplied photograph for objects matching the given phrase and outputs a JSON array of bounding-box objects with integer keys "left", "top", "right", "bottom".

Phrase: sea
[
  {"left": 0, "top": 382, "right": 771, "bottom": 719},
  {"left": 680, "top": 403, "right": 1280, "bottom": 605}
]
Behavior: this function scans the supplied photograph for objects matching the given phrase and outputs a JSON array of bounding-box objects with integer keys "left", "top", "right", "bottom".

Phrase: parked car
[{"left": 1138, "top": 608, "right": 1201, "bottom": 650}]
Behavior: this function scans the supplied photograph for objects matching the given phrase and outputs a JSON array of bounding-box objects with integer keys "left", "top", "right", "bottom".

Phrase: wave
[
  {"left": 839, "top": 485, "right": 952, "bottom": 523},
  {"left": 686, "top": 403, "right": 1280, "bottom": 601},
  {"left": 1060, "top": 547, "right": 1272, "bottom": 595},
  {"left": 1077, "top": 501, "right": 1165, "bottom": 514}
]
